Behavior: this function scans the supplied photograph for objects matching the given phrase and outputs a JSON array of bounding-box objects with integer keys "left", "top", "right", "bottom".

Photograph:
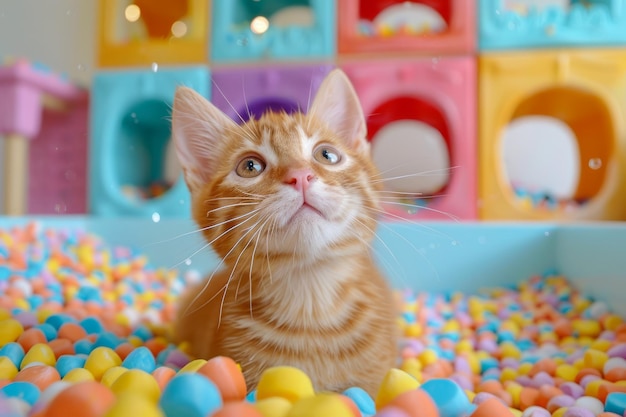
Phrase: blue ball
[
  {"left": 56, "top": 355, "right": 87, "bottom": 378},
  {"left": 93, "top": 332, "right": 122, "bottom": 349},
  {"left": 343, "top": 387, "right": 375, "bottom": 416},
  {"left": 79, "top": 317, "right": 104, "bottom": 335},
  {"left": 35, "top": 323, "right": 58, "bottom": 341},
  {"left": 421, "top": 378, "right": 474, "bottom": 417},
  {"left": 0, "top": 343, "right": 24, "bottom": 368},
  {"left": 605, "top": 392, "right": 626, "bottom": 415},
  {"left": 74, "top": 339, "right": 94, "bottom": 355},
  {"left": 1, "top": 382, "right": 40, "bottom": 406},
  {"left": 131, "top": 325, "right": 153, "bottom": 342},
  {"left": 122, "top": 346, "right": 156, "bottom": 373},
  {"left": 45, "top": 314, "right": 76, "bottom": 330},
  {"left": 159, "top": 373, "right": 222, "bottom": 417}
]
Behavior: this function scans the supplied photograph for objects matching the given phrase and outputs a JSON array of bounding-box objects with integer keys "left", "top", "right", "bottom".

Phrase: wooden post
[{"left": 3, "top": 133, "right": 29, "bottom": 215}]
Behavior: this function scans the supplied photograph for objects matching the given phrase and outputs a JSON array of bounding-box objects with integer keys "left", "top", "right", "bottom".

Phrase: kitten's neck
[{"left": 230, "top": 245, "right": 376, "bottom": 328}]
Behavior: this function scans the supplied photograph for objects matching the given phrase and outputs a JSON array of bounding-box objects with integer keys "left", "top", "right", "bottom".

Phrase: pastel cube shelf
[
  {"left": 479, "top": 49, "right": 626, "bottom": 221},
  {"left": 342, "top": 57, "right": 477, "bottom": 221},
  {"left": 0, "top": 60, "right": 87, "bottom": 216},
  {"left": 90, "top": 66, "right": 209, "bottom": 218},
  {"left": 479, "top": 0, "right": 626, "bottom": 50},
  {"left": 28, "top": 93, "right": 89, "bottom": 215},
  {"left": 338, "top": 0, "right": 475, "bottom": 56},
  {"left": 211, "top": 0, "right": 335, "bottom": 63},
  {"left": 211, "top": 64, "right": 333, "bottom": 122},
  {"left": 97, "top": 0, "right": 209, "bottom": 67}
]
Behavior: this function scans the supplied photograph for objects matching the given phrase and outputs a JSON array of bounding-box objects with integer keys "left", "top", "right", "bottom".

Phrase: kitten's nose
[{"left": 284, "top": 169, "right": 315, "bottom": 192}]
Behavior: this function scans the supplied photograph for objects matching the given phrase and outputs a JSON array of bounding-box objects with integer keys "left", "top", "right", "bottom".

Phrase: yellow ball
[
  {"left": 418, "top": 349, "right": 438, "bottom": 367},
  {"left": 0, "top": 319, "right": 24, "bottom": 347},
  {"left": 111, "top": 369, "right": 161, "bottom": 403},
  {"left": 555, "top": 364, "right": 578, "bottom": 382},
  {"left": 101, "top": 366, "right": 128, "bottom": 388},
  {"left": 256, "top": 366, "right": 315, "bottom": 404},
  {"left": 572, "top": 319, "right": 601, "bottom": 338},
  {"left": 21, "top": 343, "right": 56, "bottom": 368},
  {"left": 178, "top": 358, "right": 207, "bottom": 374},
  {"left": 104, "top": 393, "right": 165, "bottom": 417},
  {"left": 500, "top": 367, "right": 517, "bottom": 382},
  {"left": 0, "top": 357, "right": 18, "bottom": 379},
  {"left": 286, "top": 394, "right": 353, "bottom": 417},
  {"left": 63, "top": 368, "right": 95, "bottom": 383},
  {"left": 374, "top": 368, "right": 420, "bottom": 409},
  {"left": 84, "top": 347, "right": 122, "bottom": 380},
  {"left": 255, "top": 397, "right": 293, "bottom": 417},
  {"left": 583, "top": 349, "right": 608, "bottom": 371}
]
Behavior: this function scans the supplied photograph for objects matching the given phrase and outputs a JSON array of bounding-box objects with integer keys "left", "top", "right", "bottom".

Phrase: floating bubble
[
  {"left": 151, "top": 62, "right": 159, "bottom": 72},
  {"left": 250, "top": 16, "right": 269, "bottom": 34},
  {"left": 588, "top": 158, "right": 602, "bottom": 170},
  {"left": 151, "top": 212, "right": 161, "bottom": 223}
]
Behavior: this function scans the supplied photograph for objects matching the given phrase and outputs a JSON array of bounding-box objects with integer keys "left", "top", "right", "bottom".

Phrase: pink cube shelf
[
  {"left": 342, "top": 57, "right": 477, "bottom": 221},
  {"left": 28, "top": 95, "right": 89, "bottom": 214},
  {"left": 0, "top": 60, "right": 88, "bottom": 214},
  {"left": 338, "top": 0, "right": 475, "bottom": 56}
]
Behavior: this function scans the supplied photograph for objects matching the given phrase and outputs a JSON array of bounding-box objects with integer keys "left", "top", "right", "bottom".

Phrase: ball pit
[{"left": 0, "top": 223, "right": 625, "bottom": 416}]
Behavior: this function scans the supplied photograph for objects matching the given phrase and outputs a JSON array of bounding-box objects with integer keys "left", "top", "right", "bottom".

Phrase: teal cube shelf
[
  {"left": 211, "top": 0, "right": 336, "bottom": 63},
  {"left": 90, "top": 67, "right": 209, "bottom": 218},
  {"left": 479, "top": 0, "right": 626, "bottom": 50}
]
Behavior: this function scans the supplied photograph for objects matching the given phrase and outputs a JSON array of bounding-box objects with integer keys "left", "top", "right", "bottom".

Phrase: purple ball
[
  {"left": 559, "top": 382, "right": 585, "bottom": 399},
  {"left": 607, "top": 343, "right": 626, "bottom": 359},
  {"left": 547, "top": 394, "right": 576, "bottom": 410},
  {"left": 561, "top": 406, "right": 595, "bottom": 417}
]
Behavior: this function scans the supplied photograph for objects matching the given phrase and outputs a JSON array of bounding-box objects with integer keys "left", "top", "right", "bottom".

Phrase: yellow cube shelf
[
  {"left": 97, "top": 0, "right": 209, "bottom": 67},
  {"left": 479, "top": 49, "right": 626, "bottom": 221}
]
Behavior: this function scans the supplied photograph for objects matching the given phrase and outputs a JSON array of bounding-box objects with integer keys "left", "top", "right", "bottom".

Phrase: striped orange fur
[{"left": 171, "top": 69, "right": 397, "bottom": 396}]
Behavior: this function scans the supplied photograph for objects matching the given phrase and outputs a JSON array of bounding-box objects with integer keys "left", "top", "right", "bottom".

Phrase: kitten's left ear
[{"left": 308, "top": 69, "right": 368, "bottom": 153}]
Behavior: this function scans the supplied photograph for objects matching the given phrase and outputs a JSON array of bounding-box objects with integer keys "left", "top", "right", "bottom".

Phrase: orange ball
[
  {"left": 44, "top": 381, "right": 116, "bottom": 417},
  {"left": 198, "top": 357, "right": 247, "bottom": 403},
  {"left": 471, "top": 397, "right": 515, "bottom": 417},
  {"left": 211, "top": 402, "right": 264, "bottom": 417},
  {"left": 388, "top": 389, "right": 439, "bottom": 417},
  {"left": 13, "top": 365, "right": 60, "bottom": 391}
]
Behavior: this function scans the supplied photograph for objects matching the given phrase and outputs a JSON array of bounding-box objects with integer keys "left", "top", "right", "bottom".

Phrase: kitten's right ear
[{"left": 172, "top": 86, "right": 238, "bottom": 192}]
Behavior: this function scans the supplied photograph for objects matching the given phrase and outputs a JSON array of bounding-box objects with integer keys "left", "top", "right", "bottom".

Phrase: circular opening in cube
[
  {"left": 118, "top": 0, "right": 192, "bottom": 41},
  {"left": 368, "top": 95, "right": 451, "bottom": 215},
  {"left": 501, "top": 86, "right": 614, "bottom": 211},
  {"left": 358, "top": 0, "right": 450, "bottom": 37},
  {"left": 115, "top": 99, "right": 181, "bottom": 202},
  {"left": 234, "top": 0, "right": 314, "bottom": 31}
]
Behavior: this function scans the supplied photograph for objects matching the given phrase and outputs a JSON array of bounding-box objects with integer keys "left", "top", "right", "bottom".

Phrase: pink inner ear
[{"left": 172, "top": 87, "right": 239, "bottom": 191}]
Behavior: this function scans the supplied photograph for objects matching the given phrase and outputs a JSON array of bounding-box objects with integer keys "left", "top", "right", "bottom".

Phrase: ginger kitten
[{"left": 171, "top": 69, "right": 397, "bottom": 396}]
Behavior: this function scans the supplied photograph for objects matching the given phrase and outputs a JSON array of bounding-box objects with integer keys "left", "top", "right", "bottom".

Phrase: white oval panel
[
  {"left": 371, "top": 120, "right": 450, "bottom": 195},
  {"left": 502, "top": 115, "right": 580, "bottom": 199}
]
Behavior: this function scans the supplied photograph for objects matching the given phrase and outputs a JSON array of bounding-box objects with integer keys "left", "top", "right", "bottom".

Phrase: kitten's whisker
[
  {"left": 351, "top": 218, "right": 406, "bottom": 286},
  {"left": 372, "top": 218, "right": 441, "bottom": 284},
  {"left": 212, "top": 79, "right": 247, "bottom": 125},
  {"left": 370, "top": 169, "right": 459, "bottom": 185},
  {"left": 140, "top": 222, "right": 206, "bottom": 248},
  {"left": 204, "top": 196, "right": 263, "bottom": 202},
  {"left": 241, "top": 76, "right": 252, "bottom": 121},
  {"left": 365, "top": 206, "right": 457, "bottom": 242},
  {"left": 377, "top": 200, "right": 461, "bottom": 222},
  {"left": 205, "top": 201, "right": 260, "bottom": 216},
  {"left": 179, "top": 210, "right": 264, "bottom": 315}
]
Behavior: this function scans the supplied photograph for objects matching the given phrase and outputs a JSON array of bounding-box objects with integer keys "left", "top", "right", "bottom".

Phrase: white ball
[{"left": 574, "top": 395, "right": 604, "bottom": 415}]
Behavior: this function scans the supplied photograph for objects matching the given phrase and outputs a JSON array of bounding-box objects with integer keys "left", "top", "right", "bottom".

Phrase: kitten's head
[{"left": 172, "top": 69, "right": 381, "bottom": 262}]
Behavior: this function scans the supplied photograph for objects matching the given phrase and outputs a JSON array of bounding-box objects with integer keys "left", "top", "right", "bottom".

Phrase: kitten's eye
[
  {"left": 314, "top": 146, "right": 342, "bottom": 165},
  {"left": 236, "top": 156, "right": 265, "bottom": 178}
]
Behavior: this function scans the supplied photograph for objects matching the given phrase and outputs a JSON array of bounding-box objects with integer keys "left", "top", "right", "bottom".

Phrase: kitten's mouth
[{"left": 291, "top": 202, "right": 325, "bottom": 221}]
